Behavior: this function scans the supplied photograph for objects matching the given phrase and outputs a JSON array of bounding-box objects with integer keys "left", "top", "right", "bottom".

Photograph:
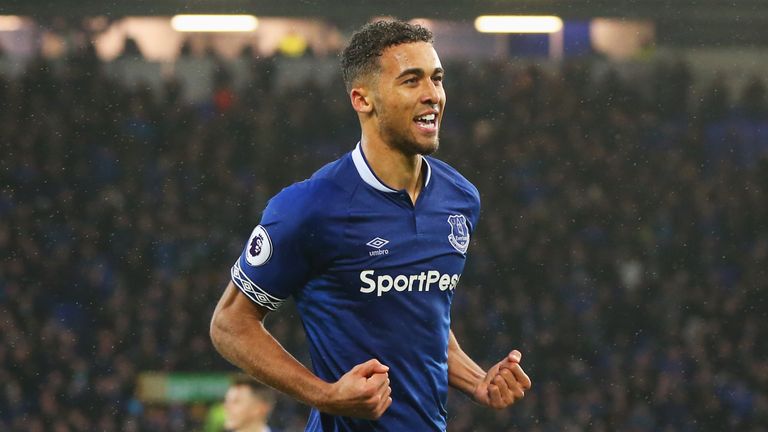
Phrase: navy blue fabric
[{"left": 232, "top": 144, "right": 480, "bottom": 431}]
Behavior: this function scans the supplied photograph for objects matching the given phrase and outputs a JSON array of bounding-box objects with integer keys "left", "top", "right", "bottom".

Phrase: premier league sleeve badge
[{"left": 245, "top": 225, "right": 273, "bottom": 266}]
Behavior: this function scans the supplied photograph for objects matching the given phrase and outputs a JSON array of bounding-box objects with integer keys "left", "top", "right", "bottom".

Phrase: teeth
[{"left": 417, "top": 114, "right": 436, "bottom": 122}]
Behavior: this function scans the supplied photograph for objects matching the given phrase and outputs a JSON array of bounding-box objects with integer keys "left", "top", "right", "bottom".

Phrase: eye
[
  {"left": 403, "top": 77, "right": 418, "bottom": 85},
  {"left": 432, "top": 75, "right": 444, "bottom": 84}
]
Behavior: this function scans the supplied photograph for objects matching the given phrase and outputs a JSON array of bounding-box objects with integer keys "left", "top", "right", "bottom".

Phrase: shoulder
[
  {"left": 426, "top": 156, "right": 481, "bottom": 228},
  {"left": 308, "top": 152, "right": 359, "bottom": 194},
  {"left": 265, "top": 154, "right": 356, "bottom": 223},
  {"left": 426, "top": 157, "right": 480, "bottom": 205}
]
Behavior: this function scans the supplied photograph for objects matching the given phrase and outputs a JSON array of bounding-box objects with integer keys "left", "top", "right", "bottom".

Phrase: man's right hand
[{"left": 319, "top": 359, "right": 393, "bottom": 420}]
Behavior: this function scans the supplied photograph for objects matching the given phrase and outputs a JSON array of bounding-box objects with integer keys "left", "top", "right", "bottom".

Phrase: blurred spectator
[
  {"left": 740, "top": 75, "right": 767, "bottom": 119},
  {"left": 221, "top": 375, "right": 277, "bottom": 432},
  {"left": 277, "top": 31, "right": 310, "bottom": 58},
  {"left": 179, "top": 38, "right": 194, "bottom": 57},
  {"left": 119, "top": 36, "right": 143, "bottom": 59},
  {"left": 699, "top": 74, "right": 731, "bottom": 122}
]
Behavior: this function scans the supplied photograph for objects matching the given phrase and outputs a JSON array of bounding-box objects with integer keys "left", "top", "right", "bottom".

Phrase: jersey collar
[{"left": 352, "top": 142, "right": 432, "bottom": 193}]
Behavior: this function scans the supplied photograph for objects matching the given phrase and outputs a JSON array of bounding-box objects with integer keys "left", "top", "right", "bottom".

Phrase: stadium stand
[{"left": 2, "top": 40, "right": 768, "bottom": 431}]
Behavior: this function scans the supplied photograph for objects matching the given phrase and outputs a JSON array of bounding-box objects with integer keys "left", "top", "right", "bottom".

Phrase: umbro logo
[
  {"left": 366, "top": 237, "right": 390, "bottom": 256},
  {"left": 366, "top": 237, "right": 389, "bottom": 249}
]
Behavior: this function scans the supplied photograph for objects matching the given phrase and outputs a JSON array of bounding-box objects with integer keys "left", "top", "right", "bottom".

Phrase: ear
[{"left": 350, "top": 86, "right": 374, "bottom": 114}]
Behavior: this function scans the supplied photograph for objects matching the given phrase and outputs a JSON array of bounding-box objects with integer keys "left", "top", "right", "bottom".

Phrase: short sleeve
[
  {"left": 231, "top": 187, "right": 314, "bottom": 310},
  {"left": 463, "top": 179, "right": 481, "bottom": 233},
  {"left": 471, "top": 186, "right": 481, "bottom": 231}
]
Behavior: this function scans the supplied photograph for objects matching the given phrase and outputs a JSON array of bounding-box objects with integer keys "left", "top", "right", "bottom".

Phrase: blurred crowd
[{"left": 2, "top": 40, "right": 768, "bottom": 431}]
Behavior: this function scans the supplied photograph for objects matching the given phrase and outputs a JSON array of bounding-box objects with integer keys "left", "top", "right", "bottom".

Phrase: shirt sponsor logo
[
  {"left": 245, "top": 225, "right": 273, "bottom": 266},
  {"left": 359, "top": 270, "right": 460, "bottom": 297},
  {"left": 448, "top": 214, "right": 470, "bottom": 254}
]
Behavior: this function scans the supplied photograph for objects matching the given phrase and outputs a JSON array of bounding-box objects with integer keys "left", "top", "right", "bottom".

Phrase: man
[
  {"left": 210, "top": 20, "right": 531, "bottom": 431},
  {"left": 222, "top": 375, "right": 276, "bottom": 432}
]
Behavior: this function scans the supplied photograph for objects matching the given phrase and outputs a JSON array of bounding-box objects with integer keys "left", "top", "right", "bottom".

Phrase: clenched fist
[
  {"left": 319, "top": 359, "right": 393, "bottom": 420},
  {"left": 473, "top": 350, "right": 532, "bottom": 409}
]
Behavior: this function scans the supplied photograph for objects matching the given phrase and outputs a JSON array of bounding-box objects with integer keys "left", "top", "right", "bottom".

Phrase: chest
[
  {"left": 326, "top": 192, "right": 473, "bottom": 276},
  {"left": 299, "top": 188, "right": 474, "bottom": 311}
]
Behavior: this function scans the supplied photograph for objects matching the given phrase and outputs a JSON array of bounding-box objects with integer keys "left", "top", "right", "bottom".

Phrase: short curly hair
[{"left": 341, "top": 20, "right": 433, "bottom": 91}]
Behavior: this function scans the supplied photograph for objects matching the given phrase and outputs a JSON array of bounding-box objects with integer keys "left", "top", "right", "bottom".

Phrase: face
[
  {"left": 371, "top": 41, "right": 446, "bottom": 156},
  {"left": 223, "top": 385, "right": 269, "bottom": 431}
]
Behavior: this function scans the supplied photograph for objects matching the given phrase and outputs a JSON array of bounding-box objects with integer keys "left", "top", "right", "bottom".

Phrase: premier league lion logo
[
  {"left": 447, "top": 214, "right": 470, "bottom": 254},
  {"left": 249, "top": 234, "right": 263, "bottom": 256},
  {"left": 245, "top": 225, "right": 272, "bottom": 266}
]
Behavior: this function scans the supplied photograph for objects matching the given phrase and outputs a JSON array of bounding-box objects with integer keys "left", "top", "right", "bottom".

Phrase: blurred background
[{"left": 2, "top": 0, "right": 768, "bottom": 431}]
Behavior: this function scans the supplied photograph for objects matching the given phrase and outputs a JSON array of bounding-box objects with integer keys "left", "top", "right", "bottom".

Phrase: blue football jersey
[{"left": 232, "top": 143, "right": 480, "bottom": 431}]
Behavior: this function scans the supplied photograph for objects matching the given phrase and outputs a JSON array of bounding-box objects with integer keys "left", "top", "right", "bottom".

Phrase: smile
[{"left": 414, "top": 113, "right": 438, "bottom": 132}]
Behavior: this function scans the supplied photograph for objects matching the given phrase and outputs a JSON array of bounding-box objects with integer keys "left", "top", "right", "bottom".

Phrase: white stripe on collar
[{"left": 351, "top": 142, "right": 432, "bottom": 193}]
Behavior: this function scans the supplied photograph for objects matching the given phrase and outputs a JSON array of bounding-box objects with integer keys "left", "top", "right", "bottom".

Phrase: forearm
[
  {"left": 447, "top": 329, "right": 485, "bottom": 396},
  {"left": 210, "top": 284, "right": 329, "bottom": 408}
]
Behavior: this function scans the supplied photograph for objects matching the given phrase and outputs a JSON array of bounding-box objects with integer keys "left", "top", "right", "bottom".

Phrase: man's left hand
[{"left": 472, "top": 350, "right": 532, "bottom": 409}]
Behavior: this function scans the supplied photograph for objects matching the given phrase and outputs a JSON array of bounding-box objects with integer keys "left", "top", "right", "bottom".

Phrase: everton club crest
[{"left": 447, "top": 214, "right": 470, "bottom": 254}]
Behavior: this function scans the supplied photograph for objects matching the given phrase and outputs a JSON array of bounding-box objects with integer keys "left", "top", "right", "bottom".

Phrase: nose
[{"left": 421, "top": 79, "right": 442, "bottom": 105}]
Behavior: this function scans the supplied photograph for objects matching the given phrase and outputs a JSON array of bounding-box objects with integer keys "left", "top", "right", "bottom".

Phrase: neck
[{"left": 360, "top": 136, "right": 425, "bottom": 203}]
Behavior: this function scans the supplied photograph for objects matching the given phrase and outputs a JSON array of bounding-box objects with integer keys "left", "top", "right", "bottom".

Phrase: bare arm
[
  {"left": 210, "top": 281, "right": 328, "bottom": 406},
  {"left": 447, "top": 329, "right": 487, "bottom": 396},
  {"left": 210, "top": 281, "right": 392, "bottom": 418},
  {"left": 447, "top": 328, "right": 531, "bottom": 409}
]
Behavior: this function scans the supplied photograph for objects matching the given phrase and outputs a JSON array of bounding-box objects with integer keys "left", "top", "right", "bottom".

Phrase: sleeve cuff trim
[{"left": 231, "top": 260, "right": 285, "bottom": 311}]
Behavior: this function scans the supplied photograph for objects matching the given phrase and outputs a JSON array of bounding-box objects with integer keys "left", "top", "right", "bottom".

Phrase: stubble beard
[
  {"left": 385, "top": 124, "right": 439, "bottom": 156},
  {"left": 377, "top": 109, "right": 440, "bottom": 157}
]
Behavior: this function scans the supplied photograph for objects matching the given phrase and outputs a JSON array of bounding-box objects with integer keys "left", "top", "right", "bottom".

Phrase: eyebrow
[{"left": 395, "top": 67, "right": 445, "bottom": 80}]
